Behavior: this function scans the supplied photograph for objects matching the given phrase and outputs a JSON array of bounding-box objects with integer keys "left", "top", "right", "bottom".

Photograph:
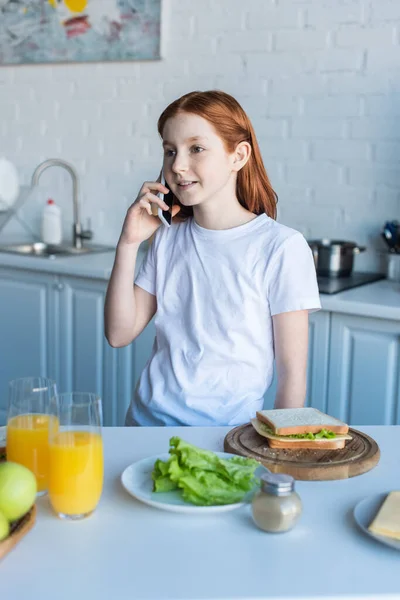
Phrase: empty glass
[
  {"left": 48, "top": 392, "right": 104, "bottom": 520},
  {"left": 7, "top": 377, "right": 58, "bottom": 496}
]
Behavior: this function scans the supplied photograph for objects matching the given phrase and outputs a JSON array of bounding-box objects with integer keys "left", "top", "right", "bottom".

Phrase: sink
[{"left": 0, "top": 242, "right": 115, "bottom": 258}]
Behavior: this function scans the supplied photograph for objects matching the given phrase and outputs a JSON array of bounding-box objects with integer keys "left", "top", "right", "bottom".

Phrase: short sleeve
[
  {"left": 267, "top": 233, "right": 321, "bottom": 316},
  {"left": 135, "top": 240, "right": 156, "bottom": 296}
]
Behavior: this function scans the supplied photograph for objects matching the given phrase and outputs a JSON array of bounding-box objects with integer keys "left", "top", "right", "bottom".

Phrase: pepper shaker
[{"left": 251, "top": 472, "right": 302, "bottom": 533}]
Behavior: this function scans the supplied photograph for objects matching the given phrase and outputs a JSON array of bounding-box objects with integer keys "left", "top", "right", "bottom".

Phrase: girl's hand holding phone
[{"left": 118, "top": 176, "right": 179, "bottom": 247}]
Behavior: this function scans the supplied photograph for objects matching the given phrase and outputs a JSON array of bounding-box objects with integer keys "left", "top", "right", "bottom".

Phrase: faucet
[{"left": 31, "top": 159, "right": 92, "bottom": 249}]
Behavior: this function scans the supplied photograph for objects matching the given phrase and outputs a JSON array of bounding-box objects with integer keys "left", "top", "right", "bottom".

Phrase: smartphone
[{"left": 157, "top": 173, "right": 174, "bottom": 227}]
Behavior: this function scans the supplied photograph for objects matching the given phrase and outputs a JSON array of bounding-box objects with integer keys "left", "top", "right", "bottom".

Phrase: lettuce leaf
[
  {"left": 314, "top": 429, "right": 336, "bottom": 439},
  {"left": 260, "top": 424, "right": 336, "bottom": 439},
  {"left": 285, "top": 427, "right": 336, "bottom": 439},
  {"left": 151, "top": 437, "right": 260, "bottom": 506}
]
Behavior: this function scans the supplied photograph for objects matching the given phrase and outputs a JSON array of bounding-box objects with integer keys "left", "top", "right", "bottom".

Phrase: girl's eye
[{"left": 164, "top": 146, "right": 204, "bottom": 157}]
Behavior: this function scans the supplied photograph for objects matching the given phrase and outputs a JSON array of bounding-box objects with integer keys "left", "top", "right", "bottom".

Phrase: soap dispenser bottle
[{"left": 41, "top": 199, "right": 62, "bottom": 246}]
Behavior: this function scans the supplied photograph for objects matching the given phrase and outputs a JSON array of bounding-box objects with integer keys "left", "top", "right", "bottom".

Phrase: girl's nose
[{"left": 171, "top": 154, "right": 189, "bottom": 174}]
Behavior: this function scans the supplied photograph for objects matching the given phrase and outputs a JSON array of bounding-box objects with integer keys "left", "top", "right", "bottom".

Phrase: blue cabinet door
[
  {"left": 0, "top": 268, "right": 57, "bottom": 425},
  {"left": 58, "top": 275, "right": 158, "bottom": 427},
  {"left": 263, "top": 311, "right": 330, "bottom": 410},
  {"left": 327, "top": 313, "right": 400, "bottom": 425},
  {"left": 101, "top": 316, "right": 156, "bottom": 427},
  {"left": 133, "top": 319, "right": 156, "bottom": 390},
  {"left": 57, "top": 275, "right": 152, "bottom": 427},
  {"left": 116, "top": 318, "right": 156, "bottom": 425},
  {"left": 58, "top": 275, "right": 122, "bottom": 426},
  {"left": 306, "top": 310, "right": 330, "bottom": 412}
]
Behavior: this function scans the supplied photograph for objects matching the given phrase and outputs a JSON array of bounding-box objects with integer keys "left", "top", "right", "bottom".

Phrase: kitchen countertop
[
  {"left": 0, "top": 243, "right": 150, "bottom": 280},
  {"left": 0, "top": 244, "right": 120, "bottom": 280},
  {"left": 0, "top": 246, "right": 398, "bottom": 320},
  {"left": 320, "top": 279, "right": 400, "bottom": 321},
  {"left": 2, "top": 426, "right": 400, "bottom": 600}
]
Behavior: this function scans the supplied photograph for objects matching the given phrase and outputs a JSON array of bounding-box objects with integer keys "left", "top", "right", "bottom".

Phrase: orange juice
[
  {"left": 48, "top": 431, "right": 103, "bottom": 516},
  {"left": 7, "top": 414, "right": 58, "bottom": 493}
]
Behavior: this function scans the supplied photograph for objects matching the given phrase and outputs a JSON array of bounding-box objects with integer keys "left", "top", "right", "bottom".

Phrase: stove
[{"left": 317, "top": 271, "right": 386, "bottom": 295}]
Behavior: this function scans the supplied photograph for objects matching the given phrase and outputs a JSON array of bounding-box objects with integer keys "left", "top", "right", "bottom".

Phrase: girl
[{"left": 104, "top": 90, "right": 321, "bottom": 427}]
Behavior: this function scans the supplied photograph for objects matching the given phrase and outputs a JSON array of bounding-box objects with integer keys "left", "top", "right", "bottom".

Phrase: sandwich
[{"left": 251, "top": 407, "right": 351, "bottom": 450}]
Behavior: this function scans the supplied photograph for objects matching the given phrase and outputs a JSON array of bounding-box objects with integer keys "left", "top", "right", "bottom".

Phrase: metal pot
[{"left": 308, "top": 239, "right": 366, "bottom": 277}]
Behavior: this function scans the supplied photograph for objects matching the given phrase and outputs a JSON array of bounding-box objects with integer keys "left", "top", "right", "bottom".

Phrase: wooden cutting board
[
  {"left": 0, "top": 505, "right": 36, "bottom": 561},
  {"left": 224, "top": 423, "right": 380, "bottom": 481}
]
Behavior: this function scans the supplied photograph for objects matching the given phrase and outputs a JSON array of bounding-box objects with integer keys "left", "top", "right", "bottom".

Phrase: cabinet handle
[{"left": 53, "top": 283, "right": 64, "bottom": 291}]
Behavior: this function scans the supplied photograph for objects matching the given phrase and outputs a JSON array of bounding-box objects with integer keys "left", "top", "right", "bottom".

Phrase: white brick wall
[{"left": 1, "top": 0, "right": 400, "bottom": 273}]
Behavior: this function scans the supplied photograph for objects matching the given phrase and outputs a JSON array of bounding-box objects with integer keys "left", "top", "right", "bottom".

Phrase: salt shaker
[{"left": 251, "top": 472, "right": 302, "bottom": 533}]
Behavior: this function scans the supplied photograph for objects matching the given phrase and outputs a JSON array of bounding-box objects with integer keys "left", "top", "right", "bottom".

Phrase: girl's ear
[{"left": 232, "top": 141, "right": 251, "bottom": 172}]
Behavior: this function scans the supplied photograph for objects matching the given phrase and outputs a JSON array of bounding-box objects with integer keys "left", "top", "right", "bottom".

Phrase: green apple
[
  {"left": 0, "top": 509, "right": 9, "bottom": 541},
  {"left": 0, "top": 462, "right": 37, "bottom": 522}
]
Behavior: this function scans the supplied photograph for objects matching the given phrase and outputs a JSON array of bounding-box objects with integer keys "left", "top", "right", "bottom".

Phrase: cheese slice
[
  {"left": 251, "top": 418, "right": 352, "bottom": 443},
  {"left": 368, "top": 491, "right": 400, "bottom": 540}
]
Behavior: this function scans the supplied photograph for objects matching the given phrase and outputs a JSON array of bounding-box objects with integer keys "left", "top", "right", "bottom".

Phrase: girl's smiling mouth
[{"left": 176, "top": 181, "right": 198, "bottom": 190}]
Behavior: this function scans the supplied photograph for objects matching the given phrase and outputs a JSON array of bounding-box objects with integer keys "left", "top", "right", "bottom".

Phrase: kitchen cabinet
[
  {"left": 262, "top": 310, "right": 330, "bottom": 410},
  {"left": 0, "top": 268, "right": 127, "bottom": 426},
  {"left": 1, "top": 265, "right": 399, "bottom": 427},
  {"left": 327, "top": 313, "right": 400, "bottom": 425},
  {"left": 57, "top": 275, "right": 121, "bottom": 426},
  {"left": 264, "top": 310, "right": 400, "bottom": 426},
  {"left": 0, "top": 268, "right": 57, "bottom": 425},
  {"left": 57, "top": 277, "right": 157, "bottom": 426},
  {"left": 0, "top": 266, "right": 156, "bottom": 427},
  {"left": 59, "top": 275, "right": 156, "bottom": 426}
]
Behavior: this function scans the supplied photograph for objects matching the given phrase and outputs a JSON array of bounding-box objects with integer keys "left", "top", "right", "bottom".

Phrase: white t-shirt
[{"left": 128, "top": 213, "right": 321, "bottom": 427}]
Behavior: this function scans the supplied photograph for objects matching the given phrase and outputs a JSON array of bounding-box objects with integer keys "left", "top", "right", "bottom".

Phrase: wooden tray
[
  {"left": 0, "top": 429, "right": 36, "bottom": 560},
  {"left": 224, "top": 423, "right": 380, "bottom": 481},
  {"left": 0, "top": 504, "right": 36, "bottom": 561}
]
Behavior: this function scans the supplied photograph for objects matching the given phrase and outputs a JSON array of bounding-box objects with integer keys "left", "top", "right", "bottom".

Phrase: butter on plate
[{"left": 368, "top": 491, "right": 400, "bottom": 540}]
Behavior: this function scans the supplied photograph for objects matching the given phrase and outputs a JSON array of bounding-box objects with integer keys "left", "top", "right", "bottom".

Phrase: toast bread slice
[
  {"left": 256, "top": 407, "right": 349, "bottom": 436},
  {"left": 251, "top": 418, "right": 351, "bottom": 450}
]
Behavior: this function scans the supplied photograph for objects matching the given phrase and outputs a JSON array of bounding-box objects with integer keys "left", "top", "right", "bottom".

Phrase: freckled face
[{"left": 162, "top": 113, "right": 236, "bottom": 208}]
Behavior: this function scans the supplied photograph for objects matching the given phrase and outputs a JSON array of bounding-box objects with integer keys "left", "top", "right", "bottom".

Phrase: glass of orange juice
[
  {"left": 48, "top": 392, "right": 103, "bottom": 520},
  {"left": 7, "top": 377, "right": 58, "bottom": 496}
]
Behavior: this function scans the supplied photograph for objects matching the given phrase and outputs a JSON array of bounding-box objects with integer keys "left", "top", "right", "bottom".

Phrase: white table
[{"left": 2, "top": 426, "right": 400, "bottom": 600}]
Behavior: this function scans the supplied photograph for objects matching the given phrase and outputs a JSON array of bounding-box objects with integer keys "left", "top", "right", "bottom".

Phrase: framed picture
[{"left": 0, "top": 0, "right": 161, "bottom": 65}]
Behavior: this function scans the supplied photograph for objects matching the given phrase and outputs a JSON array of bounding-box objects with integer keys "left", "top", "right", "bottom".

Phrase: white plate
[
  {"left": 121, "top": 451, "right": 260, "bottom": 515},
  {"left": 354, "top": 492, "right": 400, "bottom": 551}
]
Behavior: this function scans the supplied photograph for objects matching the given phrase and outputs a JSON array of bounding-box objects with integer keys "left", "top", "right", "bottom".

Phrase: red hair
[{"left": 157, "top": 90, "right": 278, "bottom": 221}]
